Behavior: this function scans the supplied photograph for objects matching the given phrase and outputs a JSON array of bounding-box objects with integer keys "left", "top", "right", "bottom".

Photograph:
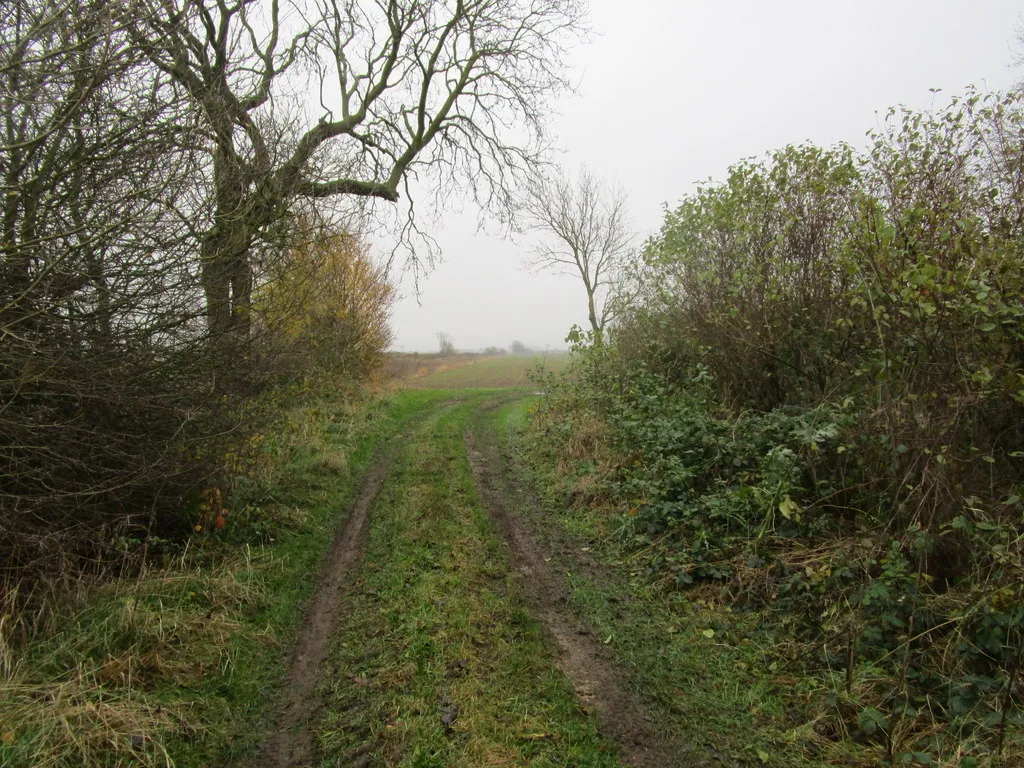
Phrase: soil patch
[
  {"left": 465, "top": 431, "right": 682, "bottom": 768},
  {"left": 254, "top": 451, "right": 392, "bottom": 768}
]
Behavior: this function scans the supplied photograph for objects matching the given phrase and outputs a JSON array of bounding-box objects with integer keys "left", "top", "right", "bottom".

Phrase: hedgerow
[{"left": 528, "top": 88, "right": 1024, "bottom": 765}]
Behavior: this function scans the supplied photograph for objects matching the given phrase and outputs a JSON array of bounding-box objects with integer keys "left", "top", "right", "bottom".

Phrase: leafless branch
[{"left": 522, "top": 164, "right": 635, "bottom": 335}]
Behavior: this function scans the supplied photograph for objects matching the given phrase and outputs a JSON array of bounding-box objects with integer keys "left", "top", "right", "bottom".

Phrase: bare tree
[
  {"left": 1013, "top": 21, "right": 1024, "bottom": 87},
  {"left": 124, "top": 0, "right": 587, "bottom": 343},
  {"left": 0, "top": 0, "right": 216, "bottom": 598},
  {"left": 436, "top": 331, "right": 455, "bottom": 355},
  {"left": 522, "top": 165, "right": 635, "bottom": 336}
]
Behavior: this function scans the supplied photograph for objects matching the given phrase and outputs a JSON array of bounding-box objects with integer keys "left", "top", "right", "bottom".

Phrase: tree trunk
[
  {"left": 586, "top": 287, "right": 601, "bottom": 337},
  {"left": 203, "top": 135, "right": 256, "bottom": 342},
  {"left": 229, "top": 251, "right": 253, "bottom": 338}
]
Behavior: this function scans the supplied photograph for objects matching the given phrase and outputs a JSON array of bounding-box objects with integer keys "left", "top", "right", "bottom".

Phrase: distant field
[
  {"left": 380, "top": 352, "right": 485, "bottom": 382},
  {"left": 404, "top": 353, "right": 570, "bottom": 389}
]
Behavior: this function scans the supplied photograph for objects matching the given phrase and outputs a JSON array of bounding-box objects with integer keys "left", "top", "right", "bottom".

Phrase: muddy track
[
  {"left": 465, "top": 429, "right": 682, "bottom": 768},
  {"left": 254, "top": 450, "right": 392, "bottom": 768}
]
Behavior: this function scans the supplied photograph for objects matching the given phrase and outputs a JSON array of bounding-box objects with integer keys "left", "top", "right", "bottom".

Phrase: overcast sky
[{"left": 386, "top": 0, "right": 1021, "bottom": 353}]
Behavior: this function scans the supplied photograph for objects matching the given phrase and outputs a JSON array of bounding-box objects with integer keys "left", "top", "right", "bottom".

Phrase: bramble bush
[{"left": 529, "top": 89, "right": 1024, "bottom": 764}]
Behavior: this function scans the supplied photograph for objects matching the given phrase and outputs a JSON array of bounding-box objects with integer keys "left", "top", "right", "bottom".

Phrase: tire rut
[
  {"left": 253, "top": 449, "right": 393, "bottom": 768},
  {"left": 465, "top": 429, "right": 681, "bottom": 768}
]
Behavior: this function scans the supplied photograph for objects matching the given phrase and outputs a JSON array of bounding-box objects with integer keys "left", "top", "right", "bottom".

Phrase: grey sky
[{"left": 388, "top": 0, "right": 1021, "bottom": 353}]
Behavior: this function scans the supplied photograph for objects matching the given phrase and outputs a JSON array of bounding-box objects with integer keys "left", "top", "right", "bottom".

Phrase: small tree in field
[
  {"left": 436, "top": 332, "right": 455, "bottom": 355},
  {"left": 523, "top": 165, "right": 636, "bottom": 335}
]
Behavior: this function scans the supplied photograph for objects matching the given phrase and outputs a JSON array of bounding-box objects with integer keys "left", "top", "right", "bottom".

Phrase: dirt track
[
  {"left": 465, "top": 429, "right": 681, "bottom": 768},
  {"left": 254, "top": 395, "right": 679, "bottom": 767},
  {"left": 255, "top": 451, "right": 392, "bottom": 768}
]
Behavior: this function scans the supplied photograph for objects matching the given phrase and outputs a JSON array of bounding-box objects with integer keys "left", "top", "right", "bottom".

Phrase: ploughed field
[{"left": 386, "top": 352, "right": 570, "bottom": 389}]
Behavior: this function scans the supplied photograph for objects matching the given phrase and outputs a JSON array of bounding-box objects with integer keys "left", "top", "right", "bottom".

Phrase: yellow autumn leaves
[{"left": 255, "top": 226, "right": 395, "bottom": 377}]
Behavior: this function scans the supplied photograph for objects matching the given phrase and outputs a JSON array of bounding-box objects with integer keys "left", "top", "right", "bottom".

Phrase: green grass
[
  {"left": 405, "top": 354, "right": 570, "bottom": 389},
  {"left": 559, "top": 576, "right": 834, "bottom": 767},
  {"left": 315, "top": 391, "right": 623, "bottom": 767},
  {"left": 489, "top": 395, "right": 539, "bottom": 433}
]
